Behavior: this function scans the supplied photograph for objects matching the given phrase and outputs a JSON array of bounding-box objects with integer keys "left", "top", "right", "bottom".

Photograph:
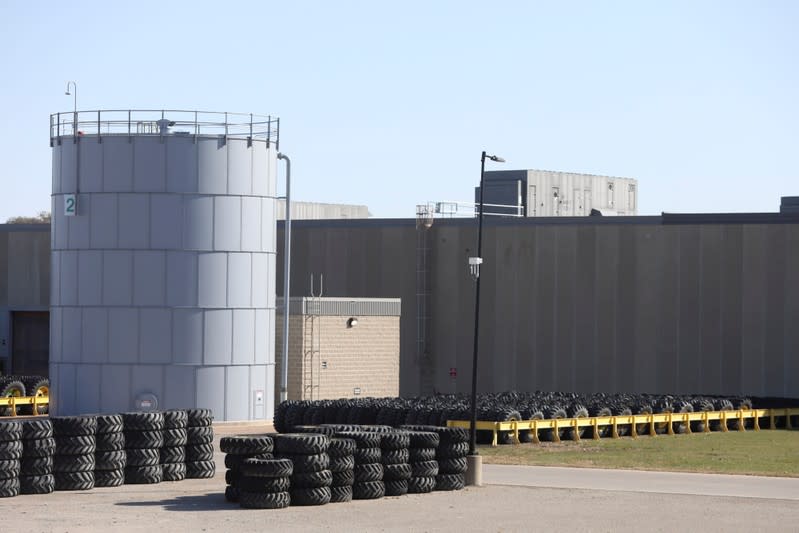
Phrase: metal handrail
[{"left": 49, "top": 109, "right": 279, "bottom": 148}]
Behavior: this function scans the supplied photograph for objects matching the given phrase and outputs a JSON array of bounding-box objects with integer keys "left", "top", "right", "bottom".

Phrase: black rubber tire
[
  {"left": 125, "top": 448, "right": 160, "bottom": 467},
  {"left": 330, "top": 484, "right": 353, "bottom": 503},
  {"left": 55, "top": 435, "right": 96, "bottom": 456},
  {"left": 124, "top": 430, "right": 164, "bottom": 449},
  {"left": 353, "top": 447, "right": 382, "bottom": 464},
  {"left": 276, "top": 452, "right": 330, "bottom": 473},
  {"left": 0, "top": 380, "right": 25, "bottom": 416},
  {"left": 51, "top": 416, "right": 98, "bottom": 437},
  {"left": 0, "top": 420, "right": 23, "bottom": 441},
  {"left": 241, "top": 457, "right": 294, "bottom": 478},
  {"left": 95, "top": 432, "right": 125, "bottom": 452},
  {"left": 291, "top": 468, "right": 333, "bottom": 489},
  {"left": 384, "top": 479, "right": 409, "bottom": 496},
  {"left": 94, "top": 469, "right": 125, "bottom": 487},
  {"left": 381, "top": 448, "right": 409, "bottom": 465},
  {"left": 94, "top": 414, "right": 124, "bottom": 434},
  {"left": 436, "top": 441, "right": 469, "bottom": 459},
  {"left": 125, "top": 465, "right": 163, "bottom": 484},
  {"left": 405, "top": 431, "right": 440, "bottom": 449},
  {"left": 22, "top": 437, "right": 56, "bottom": 458},
  {"left": 225, "top": 485, "right": 239, "bottom": 503},
  {"left": 239, "top": 490, "right": 291, "bottom": 509},
  {"left": 186, "top": 442, "right": 216, "bottom": 462},
  {"left": 354, "top": 462, "right": 384, "bottom": 483},
  {"left": 54, "top": 471, "right": 94, "bottom": 491},
  {"left": 272, "top": 433, "right": 329, "bottom": 455},
  {"left": 220, "top": 435, "right": 274, "bottom": 455},
  {"left": 95, "top": 450, "right": 127, "bottom": 471},
  {"left": 159, "top": 445, "right": 186, "bottom": 464},
  {"left": 292, "top": 425, "right": 337, "bottom": 436},
  {"left": 332, "top": 469, "right": 355, "bottom": 487},
  {"left": 162, "top": 462, "right": 187, "bottom": 481},
  {"left": 186, "top": 409, "right": 214, "bottom": 427},
  {"left": 0, "top": 439, "right": 23, "bottom": 460},
  {"left": 20, "top": 455, "right": 53, "bottom": 476},
  {"left": 20, "top": 474, "right": 55, "bottom": 494},
  {"left": 408, "top": 475, "right": 436, "bottom": 494},
  {"left": 121, "top": 412, "right": 164, "bottom": 431},
  {"left": 186, "top": 460, "right": 216, "bottom": 479},
  {"left": 186, "top": 426, "right": 214, "bottom": 445},
  {"left": 225, "top": 453, "right": 270, "bottom": 470},
  {"left": 409, "top": 447, "right": 436, "bottom": 462},
  {"left": 334, "top": 431, "right": 381, "bottom": 449},
  {"left": 162, "top": 428, "right": 188, "bottom": 447},
  {"left": 21, "top": 419, "right": 52, "bottom": 440},
  {"left": 438, "top": 456, "right": 468, "bottom": 475},
  {"left": 410, "top": 460, "right": 439, "bottom": 477},
  {"left": 329, "top": 455, "right": 355, "bottom": 473},
  {"left": 0, "top": 459, "right": 21, "bottom": 479},
  {"left": 379, "top": 431, "right": 411, "bottom": 451},
  {"left": 0, "top": 477, "right": 20, "bottom": 497},
  {"left": 163, "top": 410, "right": 188, "bottom": 429},
  {"left": 290, "top": 486, "right": 331, "bottom": 506},
  {"left": 383, "top": 462, "right": 412, "bottom": 481},
  {"left": 53, "top": 453, "right": 95, "bottom": 473},
  {"left": 435, "top": 473, "right": 465, "bottom": 491},
  {"left": 400, "top": 425, "right": 468, "bottom": 445},
  {"left": 352, "top": 480, "right": 385, "bottom": 500},
  {"left": 238, "top": 475, "right": 291, "bottom": 493},
  {"left": 328, "top": 438, "right": 357, "bottom": 458}
]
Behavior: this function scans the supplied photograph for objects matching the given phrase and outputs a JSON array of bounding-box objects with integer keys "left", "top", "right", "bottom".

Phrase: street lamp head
[
  {"left": 487, "top": 154, "right": 505, "bottom": 163},
  {"left": 64, "top": 90, "right": 71, "bottom": 96}
]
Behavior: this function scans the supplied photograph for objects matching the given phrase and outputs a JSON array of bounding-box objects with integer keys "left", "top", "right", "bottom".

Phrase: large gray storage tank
[{"left": 49, "top": 110, "right": 279, "bottom": 421}]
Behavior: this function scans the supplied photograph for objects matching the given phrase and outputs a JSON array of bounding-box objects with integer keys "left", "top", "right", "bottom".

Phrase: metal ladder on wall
[{"left": 303, "top": 275, "right": 323, "bottom": 400}]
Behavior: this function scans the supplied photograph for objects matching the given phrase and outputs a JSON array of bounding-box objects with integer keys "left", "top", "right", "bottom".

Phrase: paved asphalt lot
[{"left": 5, "top": 423, "right": 799, "bottom": 532}]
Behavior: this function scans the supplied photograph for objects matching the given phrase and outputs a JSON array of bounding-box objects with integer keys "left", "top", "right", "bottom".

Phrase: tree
[{"left": 6, "top": 211, "right": 51, "bottom": 224}]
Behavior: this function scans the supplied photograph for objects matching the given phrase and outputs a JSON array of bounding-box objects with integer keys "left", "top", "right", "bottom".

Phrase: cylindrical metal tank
[{"left": 49, "top": 110, "right": 279, "bottom": 421}]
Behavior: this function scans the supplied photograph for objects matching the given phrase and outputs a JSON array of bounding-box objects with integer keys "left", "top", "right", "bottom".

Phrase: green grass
[{"left": 478, "top": 429, "right": 799, "bottom": 477}]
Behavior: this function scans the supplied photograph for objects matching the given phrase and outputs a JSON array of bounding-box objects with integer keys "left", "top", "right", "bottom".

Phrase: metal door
[
  {"left": 528, "top": 185, "right": 537, "bottom": 216},
  {"left": 11, "top": 311, "right": 50, "bottom": 377},
  {"left": 574, "top": 188, "right": 584, "bottom": 215},
  {"left": 552, "top": 187, "right": 560, "bottom": 216}
]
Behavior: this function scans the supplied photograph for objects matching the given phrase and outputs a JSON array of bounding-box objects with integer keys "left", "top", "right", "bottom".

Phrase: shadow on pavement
[{"left": 116, "top": 493, "right": 231, "bottom": 512}]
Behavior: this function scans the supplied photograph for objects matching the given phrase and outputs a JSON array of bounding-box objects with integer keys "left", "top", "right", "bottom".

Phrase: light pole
[
  {"left": 277, "top": 152, "right": 292, "bottom": 404},
  {"left": 64, "top": 81, "right": 77, "bottom": 132},
  {"left": 466, "top": 150, "right": 505, "bottom": 486}
]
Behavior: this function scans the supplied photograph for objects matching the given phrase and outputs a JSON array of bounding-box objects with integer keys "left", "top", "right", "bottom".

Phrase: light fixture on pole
[
  {"left": 466, "top": 150, "right": 505, "bottom": 486},
  {"left": 65, "top": 81, "right": 77, "bottom": 132},
  {"left": 278, "top": 152, "right": 292, "bottom": 404}
]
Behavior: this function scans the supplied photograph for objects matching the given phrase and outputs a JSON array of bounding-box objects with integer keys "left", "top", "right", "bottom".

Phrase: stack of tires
[
  {"left": 93, "top": 414, "right": 125, "bottom": 488},
  {"left": 161, "top": 410, "right": 188, "bottom": 482},
  {"left": 185, "top": 409, "right": 215, "bottom": 479},
  {"left": 405, "top": 430, "right": 439, "bottom": 494},
  {"left": 433, "top": 427, "right": 468, "bottom": 491},
  {"left": 273, "top": 433, "right": 331, "bottom": 506},
  {"left": 52, "top": 415, "right": 97, "bottom": 491},
  {"left": 336, "top": 430, "right": 384, "bottom": 500},
  {"left": 220, "top": 435, "right": 274, "bottom": 503},
  {"left": 0, "top": 420, "right": 22, "bottom": 497},
  {"left": 328, "top": 437, "right": 356, "bottom": 503},
  {"left": 122, "top": 411, "right": 164, "bottom": 485},
  {"left": 20, "top": 419, "right": 55, "bottom": 494},
  {"left": 379, "top": 431, "right": 411, "bottom": 497},
  {"left": 238, "top": 456, "right": 292, "bottom": 509}
]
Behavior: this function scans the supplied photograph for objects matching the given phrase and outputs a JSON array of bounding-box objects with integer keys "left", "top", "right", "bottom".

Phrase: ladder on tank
[{"left": 303, "top": 275, "right": 323, "bottom": 401}]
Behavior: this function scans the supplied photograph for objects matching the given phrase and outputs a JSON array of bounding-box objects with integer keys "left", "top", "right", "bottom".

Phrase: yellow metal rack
[
  {"left": 0, "top": 394, "right": 50, "bottom": 416},
  {"left": 447, "top": 408, "right": 799, "bottom": 446}
]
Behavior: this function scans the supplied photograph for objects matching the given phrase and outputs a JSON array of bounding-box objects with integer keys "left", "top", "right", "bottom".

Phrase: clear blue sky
[{"left": 1, "top": 0, "right": 797, "bottom": 221}]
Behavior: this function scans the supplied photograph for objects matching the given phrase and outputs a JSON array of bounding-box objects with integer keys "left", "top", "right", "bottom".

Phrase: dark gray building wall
[{"left": 279, "top": 215, "right": 799, "bottom": 399}]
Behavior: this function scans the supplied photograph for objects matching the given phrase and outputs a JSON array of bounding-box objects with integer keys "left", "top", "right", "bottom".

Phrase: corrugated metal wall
[{"left": 279, "top": 216, "right": 799, "bottom": 399}]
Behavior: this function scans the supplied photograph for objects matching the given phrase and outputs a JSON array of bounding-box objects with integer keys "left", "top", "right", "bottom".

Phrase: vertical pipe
[{"left": 278, "top": 153, "right": 292, "bottom": 404}]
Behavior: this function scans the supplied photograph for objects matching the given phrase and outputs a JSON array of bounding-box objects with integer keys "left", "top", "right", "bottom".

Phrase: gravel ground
[{"left": 4, "top": 423, "right": 799, "bottom": 532}]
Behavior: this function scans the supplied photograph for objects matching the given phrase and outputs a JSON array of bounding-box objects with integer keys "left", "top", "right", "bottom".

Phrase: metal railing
[
  {"left": 447, "top": 407, "right": 799, "bottom": 446},
  {"left": 49, "top": 109, "right": 279, "bottom": 149}
]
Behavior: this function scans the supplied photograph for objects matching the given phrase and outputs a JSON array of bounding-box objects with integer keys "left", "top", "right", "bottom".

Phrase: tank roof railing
[{"left": 49, "top": 109, "right": 279, "bottom": 149}]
